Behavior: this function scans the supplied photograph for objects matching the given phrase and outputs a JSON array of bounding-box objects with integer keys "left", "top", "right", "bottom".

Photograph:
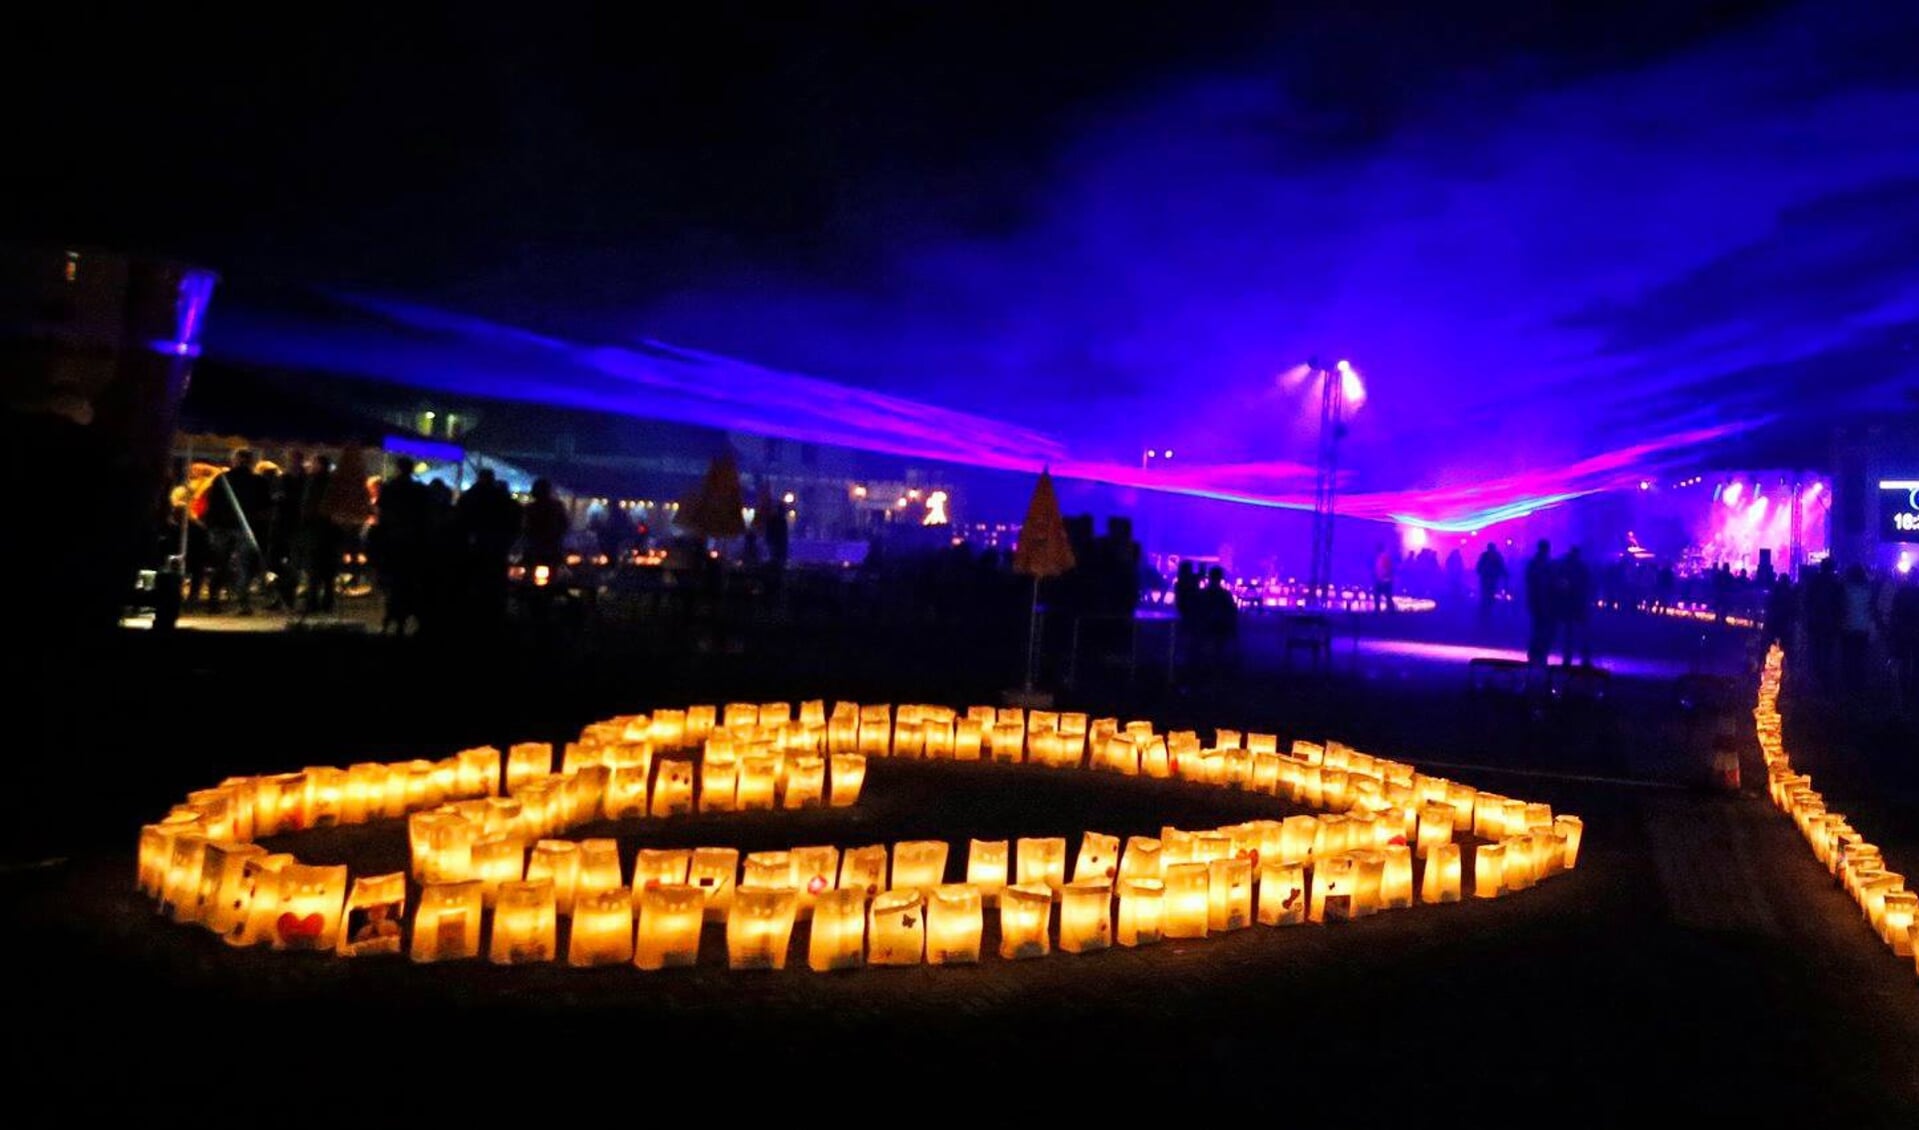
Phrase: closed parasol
[{"left": 676, "top": 449, "right": 748, "bottom": 540}]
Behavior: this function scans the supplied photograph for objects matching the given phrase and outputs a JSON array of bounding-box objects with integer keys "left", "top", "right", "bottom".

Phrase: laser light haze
[{"left": 209, "top": 3, "right": 1919, "bottom": 530}]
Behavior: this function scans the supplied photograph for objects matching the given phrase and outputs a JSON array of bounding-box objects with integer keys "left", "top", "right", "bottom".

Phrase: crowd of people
[
  {"left": 169, "top": 449, "right": 589, "bottom": 636},
  {"left": 1762, "top": 558, "right": 1919, "bottom": 707},
  {"left": 173, "top": 448, "right": 357, "bottom": 616}
]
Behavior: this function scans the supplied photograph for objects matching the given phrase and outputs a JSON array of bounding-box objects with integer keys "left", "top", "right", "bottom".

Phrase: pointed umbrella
[
  {"left": 1012, "top": 469, "right": 1077, "bottom": 692},
  {"left": 676, "top": 449, "right": 748, "bottom": 541}
]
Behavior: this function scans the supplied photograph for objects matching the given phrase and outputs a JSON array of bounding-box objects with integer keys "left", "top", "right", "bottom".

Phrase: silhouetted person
[
  {"left": 1761, "top": 574, "right": 1795, "bottom": 657},
  {"left": 204, "top": 449, "right": 268, "bottom": 614},
  {"left": 417, "top": 479, "right": 458, "bottom": 634},
  {"left": 373, "top": 460, "right": 428, "bottom": 634},
  {"left": 1840, "top": 563, "right": 1873, "bottom": 692},
  {"left": 522, "top": 478, "right": 568, "bottom": 569},
  {"left": 1524, "top": 539, "right": 1555, "bottom": 669},
  {"left": 1475, "top": 543, "right": 1506, "bottom": 623},
  {"left": 268, "top": 451, "right": 307, "bottom": 609},
  {"left": 1805, "top": 558, "right": 1842, "bottom": 689},
  {"left": 1196, "top": 566, "right": 1239, "bottom": 674},
  {"left": 299, "top": 455, "right": 339, "bottom": 614},
  {"left": 1371, "top": 543, "right": 1397, "bottom": 613},
  {"left": 764, "top": 495, "right": 790, "bottom": 576},
  {"left": 1556, "top": 546, "right": 1593, "bottom": 667},
  {"left": 1173, "top": 561, "right": 1199, "bottom": 622},
  {"left": 1890, "top": 577, "right": 1919, "bottom": 708},
  {"left": 456, "top": 468, "right": 520, "bottom": 622}
]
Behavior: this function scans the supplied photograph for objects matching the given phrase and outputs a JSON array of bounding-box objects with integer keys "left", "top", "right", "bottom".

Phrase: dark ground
[{"left": 4, "top": 598, "right": 1916, "bottom": 1121}]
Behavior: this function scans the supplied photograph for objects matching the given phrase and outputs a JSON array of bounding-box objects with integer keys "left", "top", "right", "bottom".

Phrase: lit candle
[
  {"left": 736, "top": 755, "right": 778, "bottom": 811},
  {"left": 650, "top": 760, "right": 695, "bottom": 817},
  {"left": 1880, "top": 890, "right": 1916, "bottom": 955},
  {"left": 1016, "top": 837, "right": 1068, "bottom": 891},
  {"left": 698, "top": 755, "right": 738, "bottom": 812},
  {"left": 725, "top": 886, "right": 802, "bottom": 966},
  {"left": 1163, "top": 862, "right": 1211, "bottom": 938},
  {"left": 1350, "top": 851, "right": 1386, "bottom": 918},
  {"left": 1207, "top": 858, "right": 1253, "bottom": 932},
  {"left": 1554, "top": 816, "right": 1584, "bottom": 869},
  {"left": 1380, "top": 844, "right": 1415, "bottom": 909},
  {"left": 1502, "top": 836, "right": 1536, "bottom": 892},
  {"left": 1117, "top": 877, "right": 1165, "bottom": 945},
  {"left": 789, "top": 845, "right": 840, "bottom": 917},
  {"left": 966, "top": 839, "right": 1009, "bottom": 903},
  {"left": 1310, "top": 854, "right": 1356, "bottom": 923},
  {"left": 998, "top": 883, "right": 1053, "bottom": 959},
  {"left": 633, "top": 883, "right": 703, "bottom": 969},
  {"left": 1117, "top": 836, "right": 1163, "bottom": 884},
  {"left": 782, "top": 755, "right": 826, "bottom": 809},
  {"left": 806, "top": 888, "right": 865, "bottom": 972},
  {"left": 410, "top": 880, "right": 483, "bottom": 963},
  {"left": 1256, "top": 860, "right": 1307, "bottom": 926},
  {"left": 829, "top": 753, "right": 867, "bottom": 807},
  {"left": 892, "top": 841, "right": 949, "bottom": 892},
  {"left": 1059, "top": 880, "right": 1113, "bottom": 953},
  {"left": 1474, "top": 844, "right": 1506, "bottom": 899},
  {"left": 491, "top": 878, "right": 560, "bottom": 966},
  {"left": 867, "top": 889, "right": 927, "bottom": 966},
  {"left": 1073, "top": 832, "right": 1121, "bottom": 884},
  {"left": 1416, "top": 803, "right": 1455, "bottom": 859},
  {"left": 1420, "top": 842, "right": 1462, "bottom": 904},
  {"left": 838, "top": 845, "right": 888, "bottom": 897},
  {"left": 925, "top": 884, "right": 983, "bottom": 964},
  {"left": 506, "top": 742, "right": 552, "bottom": 793}
]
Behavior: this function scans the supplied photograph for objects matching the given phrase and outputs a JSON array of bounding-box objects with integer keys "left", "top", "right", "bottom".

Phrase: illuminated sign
[{"left": 1880, "top": 481, "right": 1919, "bottom": 542}]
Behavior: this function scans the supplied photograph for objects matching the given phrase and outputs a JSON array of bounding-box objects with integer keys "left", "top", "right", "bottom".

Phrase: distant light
[
  {"left": 1164, "top": 449, "right": 1174, "bottom": 459},
  {"left": 1639, "top": 480, "right": 1652, "bottom": 491},
  {"left": 852, "top": 485, "right": 868, "bottom": 499},
  {"left": 1336, "top": 360, "right": 1366, "bottom": 407},
  {"left": 1901, "top": 552, "right": 1913, "bottom": 576},
  {"left": 923, "top": 490, "right": 950, "bottom": 526},
  {"left": 896, "top": 497, "right": 909, "bottom": 508},
  {"left": 907, "top": 489, "right": 921, "bottom": 500},
  {"left": 782, "top": 492, "right": 795, "bottom": 505}
]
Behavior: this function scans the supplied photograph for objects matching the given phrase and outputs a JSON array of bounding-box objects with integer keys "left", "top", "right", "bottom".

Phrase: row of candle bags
[
  {"left": 135, "top": 700, "right": 1582, "bottom": 970},
  {"left": 1757, "top": 646, "right": 1919, "bottom": 972}
]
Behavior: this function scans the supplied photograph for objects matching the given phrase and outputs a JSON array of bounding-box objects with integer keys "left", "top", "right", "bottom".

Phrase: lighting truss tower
[
  {"left": 1787, "top": 474, "right": 1804, "bottom": 581},
  {"left": 1308, "top": 357, "right": 1345, "bottom": 607}
]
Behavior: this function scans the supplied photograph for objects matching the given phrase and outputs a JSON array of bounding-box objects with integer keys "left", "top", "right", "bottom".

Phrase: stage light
[
  {"left": 1336, "top": 359, "right": 1366, "bottom": 408},
  {"left": 1723, "top": 482, "right": 1743, "bottom": 507},
  {"left": 1899, "top": 553, "right": 1913, "bottom": 576}
]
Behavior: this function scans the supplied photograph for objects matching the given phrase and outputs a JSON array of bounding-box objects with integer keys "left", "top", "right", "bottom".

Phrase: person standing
[
  {"left": 1557, "top": 546, "right": 1594, "bottom": 667},
  {"left": 373, "top": 460, "right": 428, "bottom": 634},
  {"left": 298, "top": 455, "right": 338, "bottom": 613},
  {"left": 1371, "top": 543, "right": 1397, "bottom": 613},
  {"left": 1524, "top": 539, "right": 1555, "bottom": 669},
  {"left": 456, "top": 468, "right": 521, "bottom": 623},
  {"left": 1475, "top": 543, "right": 1506, "bottom": 623},
  {"left": 269, "top": 451, "right": 308, "bottom": 610},
  {"left": 1839, "top": 564, "right": 1874, "bottom": 693},
  {"left": 1890, "top": 576, "right": 1919, "bottom": 709},
  {"left": 1805, "top": 558, "right": 1843, "bottom": 690},
  {"left": 522, "top": 478, "right": 569, "bottom": 569},
  {"left": 203, "top": 449, "right": 268, "bottom": 614}
]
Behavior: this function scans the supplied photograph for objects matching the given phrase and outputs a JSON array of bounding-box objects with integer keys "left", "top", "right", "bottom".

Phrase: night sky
[{"left": 11, "top": 1, "right": 1918, "bottom": 525}]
